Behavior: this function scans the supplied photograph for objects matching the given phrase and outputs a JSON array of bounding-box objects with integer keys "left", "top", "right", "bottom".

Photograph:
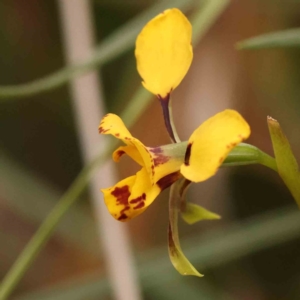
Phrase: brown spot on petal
[
  {"left": 154, "top": 156, "right": 170, "bottom": 166},
  {"left": 115, "top": 133, "right": 120, "bottom": 137},
  {"left": 219, "top": 156, "right": 224, "bottom": 163},
  {"left": 130, "top": 193, "right": 146, "bottom": 210},
  {"left": 133, "top": 202, "right": 145, "bottom": 209},
  {"left": 149, "top": 147, "right": 163, "bottom": 154},
  {"left": 157, "top": 171, "right": 181, "bottom": 191},
  {"left": 184, "top": 143, "right": 192, "bottom": 166},
  {"left": 149, "top": 147, "right": 170, "bottom": 166},
  {"left": 118, "top": 213, "right": 128, "bottom": 221},
  {"left": 130, "top": 193, "right": 146, "bottom": 204},
  {"left": 99, "top": 126, "right": 109, "bottom": 134},
  {"left": 115, "top": 150, "right": 125, "bottom": 159},
  {"left": 111, "top": 185, "right": 130, "bottom": 206}
]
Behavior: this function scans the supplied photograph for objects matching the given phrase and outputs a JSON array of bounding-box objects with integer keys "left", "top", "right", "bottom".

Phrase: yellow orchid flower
[
  {"left": 99, "top": 110, "right": 250, "bottom": 222},
  {"left": 99, "top": 7, "right": 251, "bottom": 277}
]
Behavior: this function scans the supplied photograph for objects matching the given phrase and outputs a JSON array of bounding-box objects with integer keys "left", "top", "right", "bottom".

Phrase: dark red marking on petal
[
  {"left": 157, "top": 171, "right": 181, "bottom": 191},
  {"left": 153, "top": 155, "right": 170, "bottom": 166},
  {"left": 120, "top": 205, "right": 130, "bottom": 214},
  {"left": 125, "top": 137, "right": 131, "bottom": 140},
  {"left": 149, "top": 147, "right": 170, "bottom": 166},
  {"left": 115, "top": 133, "right": 120, "bottom": 137},
  {"left": 118, "top": 213, "right": 128, "bottom": 221},
  {"left": 111, "top": 185, "right": 130, "bottom": 206},
  {"left": 149, "top": 147, "right": 163, "bottom": 154},
  {"left": 133, "top": 202, "right": 145, "bottom": 209},
  {"left": 184, "top": 143, "right": 192, "bottom": 166},
  {"left": 99, "top": 126, "right": 109, "bottom": 134},
  {"left": 115, "top": 150, "right": 125, "bottom": 159},
  {"left": 129, "top": 193, "right": 146, "bottom": 204},
  {"left": 130, "top": 193, "right": 146, "bottom": 210},
  {"left": 219, "top": 156, "right": 224, "bottom": 163}
]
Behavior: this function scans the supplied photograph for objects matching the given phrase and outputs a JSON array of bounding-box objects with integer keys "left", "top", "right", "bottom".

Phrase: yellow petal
[
  {"left": 181, "top": 110, "right": 251, "bottom": 182},
  {"left": 99, "top": 113, "right": 133, "bottom": 141},
  {"left": 101, "top": 175, "right": 136, "bottom": 221},
  {"left": 135, "top": 8, "right": 193, "bottom": 98},
  {"left": 102, "top": 168, "right": 181, "bottom": 222},
  {"left": 99, "top": 114, "right": 154, "bottom": 183},
  {"left": 102, "top": 168, "right": 160, "bottom": 221},
  {"left": 148, "top": 146, "right": 184, "bottom": 183},
  {"left": 113, "top": 145, "right": 144, "bottom": 166}
]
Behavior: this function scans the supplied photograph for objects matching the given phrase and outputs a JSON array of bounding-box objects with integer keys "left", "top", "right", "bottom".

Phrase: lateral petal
[
  {"left": 99, "top": 113, "right": 154, "bottom": 183},
  {"left": 181, "top": 110, "right": 251, "bottom": 182}
]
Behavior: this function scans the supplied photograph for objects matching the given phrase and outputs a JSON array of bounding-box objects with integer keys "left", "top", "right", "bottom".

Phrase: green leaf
[
  {"left": 237, "top": 28, "right": 300, "bottom": 50},
  {"left": 168, "top": 183, "right": 203, "bottom": 277},
  {"left": 267, "top": 116, "right": 300, "bottom": 208},
  {"left": 181, "top": 203, "right": 220, "bottom": 225}
]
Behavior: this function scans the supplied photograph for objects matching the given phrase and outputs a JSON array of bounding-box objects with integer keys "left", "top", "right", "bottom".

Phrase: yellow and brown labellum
[{"left": 99, "top": 114, "right": 188, "bottom": 221}]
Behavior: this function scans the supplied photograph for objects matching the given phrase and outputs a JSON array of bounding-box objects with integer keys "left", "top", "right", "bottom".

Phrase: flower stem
[{"left": 159, "top": 94, "right": 181, "bottom": 143}]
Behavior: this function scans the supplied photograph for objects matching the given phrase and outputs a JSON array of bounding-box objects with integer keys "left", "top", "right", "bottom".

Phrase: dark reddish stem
[{"left": 158, "top": 94, "right": 177, "bottom": 143}]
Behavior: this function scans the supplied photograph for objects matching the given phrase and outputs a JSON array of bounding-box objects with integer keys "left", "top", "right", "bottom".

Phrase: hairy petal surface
[
  {"left": 181, "top": 109, "right": 251, "bottom": 182},
  {"left": 135, "top": 8, "right": 193, "bottom": 98}
]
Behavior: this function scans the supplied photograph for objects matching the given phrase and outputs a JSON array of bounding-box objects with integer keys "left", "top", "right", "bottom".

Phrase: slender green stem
[
  {"left": 223, "top": 143, "right": 277, "bottom": 172},
  {"left": 168, "top": 98, "right": 181, "bottom": 143}
]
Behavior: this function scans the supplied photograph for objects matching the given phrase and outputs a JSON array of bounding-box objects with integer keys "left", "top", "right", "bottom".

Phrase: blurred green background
[{"left": 1, "top": 0, "right": 300, "bottom": 299}]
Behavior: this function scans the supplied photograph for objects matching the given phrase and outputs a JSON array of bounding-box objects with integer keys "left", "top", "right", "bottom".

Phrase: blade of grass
[
  {"left": 237, "top": 28, "right": 300, "bottom": 50},
  {"left": 191, "top": 0, "right": 230, "bottom": 45},
  {"left": 0, "top": 150, "right": 98, "bottom": 256},
  {"left": 0, "top": 0, "right": 195, "bottom": 100},
  {"left": 0, "top": 2, "right": 231, "bottom": 299}
]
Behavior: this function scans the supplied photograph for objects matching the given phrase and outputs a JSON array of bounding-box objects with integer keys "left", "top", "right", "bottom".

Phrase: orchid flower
[{"left": 99, "top": 8, "right": 251, "bottom": 276}]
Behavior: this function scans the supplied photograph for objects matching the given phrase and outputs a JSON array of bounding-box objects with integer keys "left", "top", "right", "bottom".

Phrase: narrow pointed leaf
[
  {"left": 181, "top": 203, "right": 220, "bottom": 225},
  {"left": 267, "top": 116, "right": 300, "bottom": 207},
  {"left": 237, "top": 28, "right": 300, "bottom": 50}
]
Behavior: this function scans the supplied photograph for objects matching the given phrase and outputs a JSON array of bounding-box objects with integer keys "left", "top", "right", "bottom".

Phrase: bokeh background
[{"left": 1, "top": 0, "right": 300, "bottom": 299}]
